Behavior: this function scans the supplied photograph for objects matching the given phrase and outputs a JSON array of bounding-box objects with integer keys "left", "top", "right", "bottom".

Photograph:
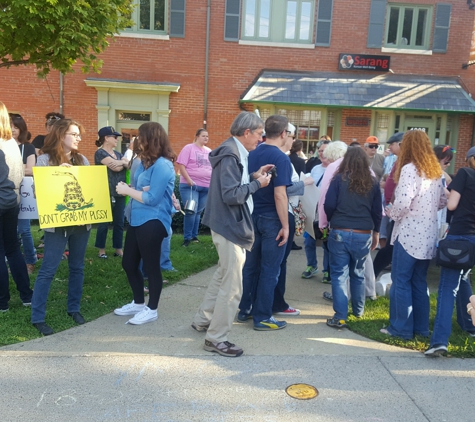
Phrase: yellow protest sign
[{"left": 33, "top": 166, "right": 112, "bottom": 229}]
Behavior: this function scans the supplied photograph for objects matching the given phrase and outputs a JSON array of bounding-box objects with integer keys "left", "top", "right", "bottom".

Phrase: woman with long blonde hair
[
  {"left": 0, "top": 102, "right": 33, "bottom": 312},
  {"left": 382, "top": 130, "right": 447, "bottom": 339}
]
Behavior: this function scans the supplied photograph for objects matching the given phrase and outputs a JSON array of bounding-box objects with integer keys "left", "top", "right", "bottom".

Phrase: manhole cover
[{"left": 285, "top": 384, "right": 319, "bottom": 400}]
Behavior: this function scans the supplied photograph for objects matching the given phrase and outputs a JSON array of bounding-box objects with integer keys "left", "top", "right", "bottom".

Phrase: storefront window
[{"left": 376, "top": 113, "right": 389, "bottom": 143}]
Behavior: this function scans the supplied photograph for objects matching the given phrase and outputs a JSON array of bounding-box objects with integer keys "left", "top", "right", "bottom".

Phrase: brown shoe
[
  {"left": 203, "top": 340, "right": 243, "bottom": 357},
  {"left": 191, "top": 322, "right": 210, "bottom": 332},
  {"left": 26, "top": 264, "right": 35, "bottom": 275}
]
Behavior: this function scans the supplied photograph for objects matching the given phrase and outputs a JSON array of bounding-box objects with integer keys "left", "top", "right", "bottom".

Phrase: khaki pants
[{"left": 193, "top": 230, "right": 246, "bottom": 343}]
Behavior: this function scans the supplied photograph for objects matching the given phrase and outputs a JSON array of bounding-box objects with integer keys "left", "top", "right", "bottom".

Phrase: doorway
[{"left": 404, "top": 118, "right": 436, "bottom": 143}]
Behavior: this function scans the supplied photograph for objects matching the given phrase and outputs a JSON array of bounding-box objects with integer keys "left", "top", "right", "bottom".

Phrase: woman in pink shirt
[{"left": 177, "top": 129, "right": 212, "bottom": 247}]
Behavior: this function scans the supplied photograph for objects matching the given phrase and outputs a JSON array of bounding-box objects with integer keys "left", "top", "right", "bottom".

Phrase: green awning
[{"left": 240, "top": 70, "right": 475, "bottom": 113}]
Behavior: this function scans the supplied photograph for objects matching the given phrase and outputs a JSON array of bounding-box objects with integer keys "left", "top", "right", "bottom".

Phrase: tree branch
[{"left": 0, "top": 59, "right": 49, "bottom": 68}]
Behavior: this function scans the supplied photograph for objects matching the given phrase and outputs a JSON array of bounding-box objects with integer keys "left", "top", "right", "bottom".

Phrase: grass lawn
[
  {"left": 347, "top": 293, "right": 475, "bottom": 358},
  {"left": 0, "top": 224, "right": 218, "bottom": 347}
]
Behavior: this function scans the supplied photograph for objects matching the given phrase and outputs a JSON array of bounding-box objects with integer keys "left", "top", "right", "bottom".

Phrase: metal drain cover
[{"left": 285, "top": 384, "right": 319, "bottom": 400}]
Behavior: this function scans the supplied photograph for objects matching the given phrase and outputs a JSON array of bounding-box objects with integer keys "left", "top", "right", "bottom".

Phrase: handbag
[
  {"left": 291, "top": 200, "right": 306, "bottom": 236},
  {"left": 436, "top": 239, "right": 475, "bottom": 270}
]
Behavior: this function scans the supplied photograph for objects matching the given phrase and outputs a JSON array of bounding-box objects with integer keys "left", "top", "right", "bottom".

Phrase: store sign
[
  {"left": 339, "top": 54, "right": 390, "bottom": 71},
  {"left": 346, "top": 117, "right": 370, "bottom": 127}
]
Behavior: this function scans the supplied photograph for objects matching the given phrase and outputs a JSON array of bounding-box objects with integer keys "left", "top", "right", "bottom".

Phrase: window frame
[
  {"left": 384, "top": 4, "right": 433, "bottom": 50},
  {"left": 241, "top": 0, "right": 315, "bottom": 44},
  {"left": 124, "top": 0, "right": 168, "bottom": 35}
]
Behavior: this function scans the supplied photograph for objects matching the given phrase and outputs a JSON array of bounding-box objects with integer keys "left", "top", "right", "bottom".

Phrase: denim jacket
[{"left": 129, "top": 157, "right": 175, "bottom": 228}]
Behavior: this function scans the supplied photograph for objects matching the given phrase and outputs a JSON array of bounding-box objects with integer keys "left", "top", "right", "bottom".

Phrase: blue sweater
[
  {"left": 130, "top": 157, "right": 175, "bottom": 228},
  {"left": 324, "top": 173, "right": 382, "bottom": 232}
]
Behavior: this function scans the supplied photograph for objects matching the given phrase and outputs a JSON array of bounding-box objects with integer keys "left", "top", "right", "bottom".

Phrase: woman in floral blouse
[{"left": 382, "top": 130, "right": 447, "bottom": 340}]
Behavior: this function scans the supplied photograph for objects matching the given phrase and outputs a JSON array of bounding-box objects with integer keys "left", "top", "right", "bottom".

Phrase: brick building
[{"left": 2, "top": 0, "right": 475, "bottom": 171}]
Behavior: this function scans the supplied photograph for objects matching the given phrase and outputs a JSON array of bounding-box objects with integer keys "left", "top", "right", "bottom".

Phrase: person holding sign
[
  {"left": 10, "top": 113, "right": 38, "bottom": 274},
  {"left": 31, "top": 119, "right": 91, "bottom": 336},
  {"left": 94, "top": 126, "right": 128, "bottom": 259},
  {"left": 114, "top": 122, "right": 176, "bottom": 325},
  {"left": 0, "top": 102, "right": 33, "bottom": 312}
]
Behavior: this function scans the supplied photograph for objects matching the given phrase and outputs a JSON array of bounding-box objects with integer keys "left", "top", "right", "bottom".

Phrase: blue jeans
[
  {"left": 18, "top": 218, "right": 37, "bottom": 265},
  {"left": 0, "top": 205, "right": 32, "bottom": 309},
  {"left": 239, "top": 213, "right": 287, "bottom": 323},
  {"left": 31, "top": 226, "right": 90, "bottom": 323},
  {"left": 328, "top": 229, "right": 372, "bottom": 321},
  {"left": 304, "top": 232, "right": 318, "bottom": 268},
  {"left": 273, "top": 212, "right": 295, "bottom": 312},
  {"left": 387, "top": 238, "right": 431, "bottom": 339},
  {"left": 179, "top": 184, "right": 208, "bottom": 240},
  {"left": 160, "top": 225, "right": 174, "bottom": 271},
  {"left": 304, "top": 231, "right": 330, "bottom": 273},
  {"left": 430, "top": 234, "right": 475, "bottom": 347},
  {"left": 95, "top": 195, "right": 125, "bottom": 250}
]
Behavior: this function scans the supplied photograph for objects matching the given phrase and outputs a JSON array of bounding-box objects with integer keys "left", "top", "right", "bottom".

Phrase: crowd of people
[{"left": 1, "top": 104, "right": 474, "bottom": 358}]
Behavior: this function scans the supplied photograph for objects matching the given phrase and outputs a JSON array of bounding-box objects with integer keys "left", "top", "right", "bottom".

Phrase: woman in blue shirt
[{"left": 114, "top": 122, "right": 176, "bottom": 325}]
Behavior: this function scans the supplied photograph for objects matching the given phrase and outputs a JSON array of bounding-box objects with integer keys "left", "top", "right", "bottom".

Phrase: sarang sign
[{"left": 339, "top": 54, "right": 390, "bottom": 72}]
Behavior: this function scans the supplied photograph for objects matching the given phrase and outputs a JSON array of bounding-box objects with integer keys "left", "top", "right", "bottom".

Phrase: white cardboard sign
[{"left": 18, "top": 176, "right": 38, "bottom": 219}]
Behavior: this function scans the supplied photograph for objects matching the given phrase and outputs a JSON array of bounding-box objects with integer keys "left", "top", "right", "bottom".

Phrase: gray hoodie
[
  {"left": 0, "top": 150, "right": 19, "bottom": 210},
  {"left": 202, "top": 137, "right": 261, "bottom": 251}
]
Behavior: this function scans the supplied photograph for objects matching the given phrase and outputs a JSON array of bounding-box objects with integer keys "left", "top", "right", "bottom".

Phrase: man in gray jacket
[{"left": 191, "top": 111, "right": 272, "bottom": 357}]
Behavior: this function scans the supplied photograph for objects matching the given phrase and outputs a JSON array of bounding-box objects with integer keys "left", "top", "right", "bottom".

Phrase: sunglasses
[{"left": 367, "top": 144, "right": 379, "bottom": 149}]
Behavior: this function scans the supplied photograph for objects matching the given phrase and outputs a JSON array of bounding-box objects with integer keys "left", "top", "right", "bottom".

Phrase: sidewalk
[{"left": 1, "top": 240, "right": 474, "bottom": 421}]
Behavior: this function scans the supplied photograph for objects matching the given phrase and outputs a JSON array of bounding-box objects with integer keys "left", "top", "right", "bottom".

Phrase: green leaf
[{"left": 0, "top": 0, "right": 134, "bottom": 75}]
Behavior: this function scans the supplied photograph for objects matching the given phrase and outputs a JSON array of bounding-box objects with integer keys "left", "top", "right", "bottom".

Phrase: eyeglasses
[
  {"left": 47, "top": 115, "right": 61, "bottom": 122},
  {"left": 66, "top": 132, "right": 82, "bottom": 140},
  {"left": 442, "top": 146, "right": 456, "bottom": 153},
  {"left": 367, "top": 144, "right": 379, "bottom": 149}
]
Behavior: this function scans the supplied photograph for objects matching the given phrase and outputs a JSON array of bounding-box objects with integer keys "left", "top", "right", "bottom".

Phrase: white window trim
[
  {"left": 117, "top": 32, "right": 170, "bottom": 40},
  {"left": 381, "top": 47, "right": 432, "bottom": 56},
  {"left": 239, "top": 40, "right": 315, "bottom": 49}
]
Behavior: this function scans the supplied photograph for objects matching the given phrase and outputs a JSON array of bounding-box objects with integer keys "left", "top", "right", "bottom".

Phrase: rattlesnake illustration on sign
[{"left": 54, "top": 171, "right": 94, "bottom": 211}]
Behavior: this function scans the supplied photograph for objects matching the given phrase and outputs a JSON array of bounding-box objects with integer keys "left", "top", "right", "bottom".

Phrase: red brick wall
[
  {"left": 455, "top": 114, "right": 475, "bottom": 170},
  {"left": 339, "top": 109, "right": 373, "bottom": 144},
  {"left": 0, "top": 0, "right": 474, "bottom": 166}
]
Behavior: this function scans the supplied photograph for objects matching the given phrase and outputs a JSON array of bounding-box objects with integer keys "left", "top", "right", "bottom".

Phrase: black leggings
[
  {"left": 373, "top": 220, "right": 394, "bottom": 279},
  {"left": 122, "top": 219, "right": 168, "bottom": 310}
]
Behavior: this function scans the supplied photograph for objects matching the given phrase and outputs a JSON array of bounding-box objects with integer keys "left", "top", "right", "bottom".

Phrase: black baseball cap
[{"left": 98, "top": 126, "right": 121, "bottom": 137}]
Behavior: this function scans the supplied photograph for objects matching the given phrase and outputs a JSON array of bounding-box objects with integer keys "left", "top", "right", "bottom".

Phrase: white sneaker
[
  {"left": 126, "top": 307, "right": 158, "bottom": 325},
  {"left": 114, "top": 301, "right": 145, "bottom": 316}
]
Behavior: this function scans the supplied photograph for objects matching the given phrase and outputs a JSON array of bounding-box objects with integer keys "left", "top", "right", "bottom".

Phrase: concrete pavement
[{"left": 1, "top": 240, "right": 474, "bottom": 421}]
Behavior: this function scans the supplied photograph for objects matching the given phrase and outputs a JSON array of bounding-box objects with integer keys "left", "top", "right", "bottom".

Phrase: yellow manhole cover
[{"left": 285, "top": 384, "right": 319, "bottom": 400}]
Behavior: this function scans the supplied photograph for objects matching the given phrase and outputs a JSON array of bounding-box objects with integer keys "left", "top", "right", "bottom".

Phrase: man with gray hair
[
  {"left": 192, "top": 111, "right": 272, "bottom": 357},
  {"left": 364, "top": 136, "right": 384, "bottom": 182}
]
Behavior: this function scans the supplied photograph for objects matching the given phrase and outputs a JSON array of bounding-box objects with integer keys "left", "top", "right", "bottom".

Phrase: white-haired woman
[{"left": 317, "top": 141, "right": 349, "bottom": 229}]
